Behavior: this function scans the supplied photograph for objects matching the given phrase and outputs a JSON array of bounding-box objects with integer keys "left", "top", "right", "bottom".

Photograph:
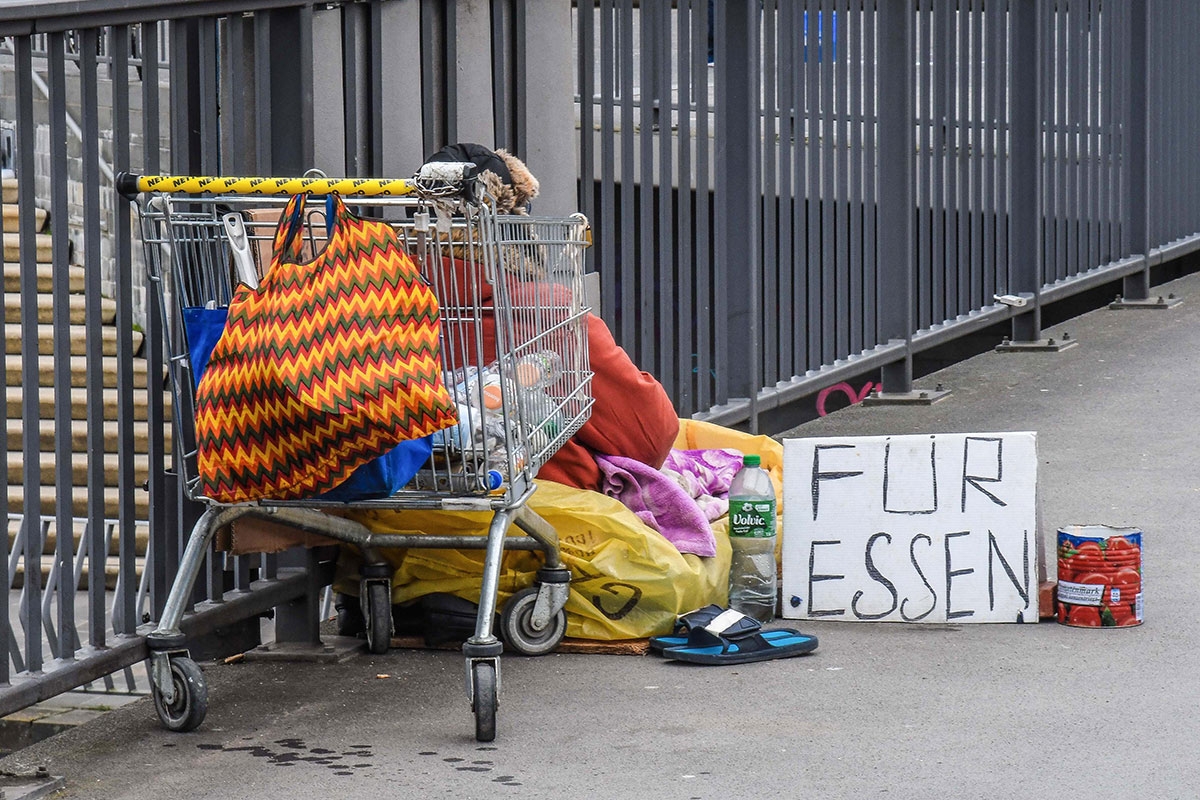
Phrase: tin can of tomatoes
[{"left": 1056, "top": 525, "right": 1143, "bottom": 628}]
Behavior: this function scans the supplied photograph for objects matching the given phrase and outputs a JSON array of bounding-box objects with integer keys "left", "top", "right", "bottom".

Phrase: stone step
[
  {"left": 2, "top": 233, "right": 53, "bottom": 262},
  {"left": 3, "top": 263, "right": 86, "bottom": 293},
  {"left": 3, "top": 293, "right": 118, "bottom": 325},
  {"left": 6, "top": 386, "right": 170, "bottom": 423},
  {"left": 6, "top": 515, "right": 149, "bottom": 559},
  {"left": 2, "top": 178, "right": 15, "bottom": 204},
  {"left": 10, "top": 554, "right": 142, "bottom": 591},
  {"left": 7, "top": 450, "right": 152, "bottom": 488},
  {"left": 5, "top": 354, "right": 149, "bottom": 389},
  {"left": 8, "top": 482, "right": 150, "bottom": 522},
  {"left": 7, "top": 417, "right": 171, "bottom": 453},
  {"left": 3, "top": 324, "right": 142, "bottom": 356},
  {"left": 1, "top": 205, "right": 48, "bottom": 233}
]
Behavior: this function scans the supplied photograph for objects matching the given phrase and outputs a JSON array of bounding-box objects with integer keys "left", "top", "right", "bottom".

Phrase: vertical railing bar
[
  {"left": 982, "top": 0, "right": 998, "bottom": 305},
  {"left": 578, "top": 0, "right": 595, "bottom": 249},
  {"left": 943, "top": 0, "right": 958, "bottom": 318},
  {"left": 676, "top": 0, "right": 695, "bottom": 413},
  {"left": 819, "top": 0, "right": 835, "bottom": 365},
  {"left": 16, "top": 35, "right": 45, "bottom": 674},
  {"left": 862, "top": 0, "right": 876, "bottom": 347},
  {"left": 1037, "top": 0, "right": 1050, "bottom": 286},
  {"left": 714, "top": 0, "right": 761, "bottom": 420},
  {"left": 845, "top": 0, "right": 862, "bottom": 354},
  {"left": 1083, "top": 0, "right": 1096, "bottom": 272},
  {"left": 49, "top": 31, "right": 77, "bottom": 663},
  {"left": 1118, "top": 0, "right": 1133, "bottom": 260},
  {"left": 367, "top": 2, "right": 383, "bottom": 177},
  {"left": 488, "top": 0, "right": 504, "bottom": 148},
  {"left": 1188, "top": 1, "right": 1198, "bottom": 245},
  {"left": 0, "top": 42, "right": 16, "bottom": 684},
  {"left": 1099, "top": 0, "right": 1112, "bottom": 262},
  {"left": 931, "top": 0, "right": 946, "bottom": 325},
  {"left": 1010, "top": 0, "right": 1042, "bottom": 342},
  {"left": 805, "top": 0, "right": 820, "bottom": 370},
  {"left": 955, "top": 0, "right": 969, "bottom": 315},
  {"left": 995, "top": 0, "right": 1009, "bottom": 296},
  {"left": 762, "top": 0, "right": 778, "bottom": 385},
  {"left": 618, "top": 0, "right": 636, "bottom": 352},
  {"left": 697, "top": 0, "right": 714, "bottom": 410},
  {"left": 969, "top": 0, "right": 983, "bottom": 309},
  {"left": 1171, "top": 2, "right": 1181, "bottom": 241},
  {"left": 140, "top": 20, "right": 169, "bottom": 624},
  {"left": 916, "top": 0, "right": 931, "bottom": 331},
  {"left": 598, "top": 0, "right": 617, "bottom": 330},
  {"left": 201, "top": 15, "right": 225, "bottom": 606},
  {"left": 110, "top": 26, "right": 138, "bottom": 636},
  {"left": 876, "top": 0, "right": 915, "bottom": 393},
  {"left": 513, "top": 0, "right": 527, "bottom": 155},
  {"left": 833, "top": 0, "right": 849, "bottom": 358},
  {"left": 775, "top": 0, "right": 794, "bottom": 378},
  {"left": 792, "top": 1, "right": 809, "bottom": 370},
  {"left": 1069, "top": 0, "right": 1084, "bottom": 278},
  {"left": 81, "top": 25, "right": 107, "bottom": 654},
  {"left": 342, "top": 3, "right": 360, "bottom": 176},
  {"left": 637, "top": 3, "right": 655, "bottom": 382},
  {"left": 656, "top": 0, "right": 676, "bottom": 398},
  {"left": 1055, "top": 2, "right": 1068, "bottom": 283}
]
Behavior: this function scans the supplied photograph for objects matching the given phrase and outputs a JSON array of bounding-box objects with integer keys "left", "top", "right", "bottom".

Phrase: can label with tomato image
[{"left": 1056, "top": 525, "right": 1143, "bottom": 628}]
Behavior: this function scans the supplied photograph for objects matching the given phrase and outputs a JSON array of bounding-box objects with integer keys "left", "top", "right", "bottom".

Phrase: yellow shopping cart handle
[{"left": 115, "top": 172, "right": 417, "bottom": 199}]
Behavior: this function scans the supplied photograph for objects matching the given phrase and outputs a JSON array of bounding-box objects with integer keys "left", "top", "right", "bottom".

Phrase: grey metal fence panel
[{"left": 0, "top": 0, "right": 544, "bottom": 718}]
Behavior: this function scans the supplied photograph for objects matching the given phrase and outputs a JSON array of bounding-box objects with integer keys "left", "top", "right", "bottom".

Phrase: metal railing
[
  {"left": 0, "top": 0, "right": 1198, "bottom": 719},
  {"left": 577, "top": 0, "right": 1200, "bottom": 426}
]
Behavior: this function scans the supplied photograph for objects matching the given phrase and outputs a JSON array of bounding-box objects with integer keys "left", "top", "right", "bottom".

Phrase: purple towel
[
  {"left": 661, "top": 448, "right": 745, "bottom": 521},
  {"left": 594, "top": 454, "right": 718, "bottom": 557}
]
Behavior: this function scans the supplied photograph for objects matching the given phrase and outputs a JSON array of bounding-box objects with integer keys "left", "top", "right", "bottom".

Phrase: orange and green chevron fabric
[{"left": 194, "top": 193, "right": 457, "bottom": 503}]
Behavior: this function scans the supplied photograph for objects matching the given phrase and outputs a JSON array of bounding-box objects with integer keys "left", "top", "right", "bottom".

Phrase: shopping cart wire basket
[{"left": 118, "top": 167, "right": 593, "bottom": 742}]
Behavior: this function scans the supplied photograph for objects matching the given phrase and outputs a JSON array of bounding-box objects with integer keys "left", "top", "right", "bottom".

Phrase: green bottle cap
[{"left": 743, "top": 454, "right": 761, "bottom": 467}]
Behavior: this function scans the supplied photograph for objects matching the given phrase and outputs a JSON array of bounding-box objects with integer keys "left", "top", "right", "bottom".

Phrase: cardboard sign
[{"left": 781, "top": 432, "right": 1038, "bottom": 623}]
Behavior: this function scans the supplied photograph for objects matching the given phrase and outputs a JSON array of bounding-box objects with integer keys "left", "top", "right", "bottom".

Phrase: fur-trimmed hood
[{"left": 422, "top": 143, "right": 539, "bottom": 214}]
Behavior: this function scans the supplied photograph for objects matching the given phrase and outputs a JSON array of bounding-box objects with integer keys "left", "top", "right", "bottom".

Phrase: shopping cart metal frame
[{"left": 117, "top": 169, "right": 593, "bottom": 742}]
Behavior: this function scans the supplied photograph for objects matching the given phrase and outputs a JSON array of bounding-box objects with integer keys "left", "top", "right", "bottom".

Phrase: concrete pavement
[{"left": 1, "top": 269, "right": 1198, "bottom": 799}]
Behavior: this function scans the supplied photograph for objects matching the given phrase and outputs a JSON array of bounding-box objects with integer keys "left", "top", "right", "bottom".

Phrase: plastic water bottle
[
  {"left": 513, "top": 351, "right": 563, "bottom": 390},
  {"left": 727, "top": 454, "right": 778, "bottom": 623}
]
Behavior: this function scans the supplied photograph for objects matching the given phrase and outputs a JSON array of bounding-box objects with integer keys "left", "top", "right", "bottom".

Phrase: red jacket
[{"left": 432, "top": 256, "right": 678, "bottom": 492}]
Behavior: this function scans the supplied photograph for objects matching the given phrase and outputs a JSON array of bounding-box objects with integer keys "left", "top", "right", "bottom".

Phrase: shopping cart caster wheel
[
  {"left": 500, "top": 586, "right": 567, "bottom": 657},
  {"left": 362, "top": 582, "right": 393, "bottom": 655},
  {"left": 152, "top": 656, "right": 208, "bottom": 733},
  {"left": 471, "top": 661, "right": 498, "bottom": 742}
]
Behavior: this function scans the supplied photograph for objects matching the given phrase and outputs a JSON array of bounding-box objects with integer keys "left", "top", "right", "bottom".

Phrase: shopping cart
[{"left": 117, "top": 168, "right": 593, "bottom": 741}]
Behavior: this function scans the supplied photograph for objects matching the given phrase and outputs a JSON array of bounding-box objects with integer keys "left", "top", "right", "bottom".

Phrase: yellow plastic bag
[{"left": 335, "top": 419, "right": 784, "bottom": 640}]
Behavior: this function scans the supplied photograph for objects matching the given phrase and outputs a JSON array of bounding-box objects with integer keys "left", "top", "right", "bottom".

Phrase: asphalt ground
[{"left": 2, "top": 270, "right": 1198, "bottom": 799}]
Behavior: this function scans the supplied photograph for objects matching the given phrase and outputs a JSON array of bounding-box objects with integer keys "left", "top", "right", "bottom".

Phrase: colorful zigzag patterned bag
[{"left": 194, "top": 193, "right": 457, "bottom": 503}]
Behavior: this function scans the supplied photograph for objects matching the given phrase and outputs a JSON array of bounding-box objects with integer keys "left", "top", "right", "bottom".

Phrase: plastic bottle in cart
[
  {"left": 514, "top": 351, "right": 565, "bottom": 450},
  {"left": 485, "top": 444, "right": 528, "bottom": 492},
  {"left": 514, "top": 351, "right": 563, "bottom": 390},
  {"left": 727, "top": 454, "right": 778, "bottom": 623}
]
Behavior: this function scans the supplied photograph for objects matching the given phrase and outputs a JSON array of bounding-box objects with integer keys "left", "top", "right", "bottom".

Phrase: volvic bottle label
[{"left": 729, "top": 499, "right": 776, "bottom": 538}]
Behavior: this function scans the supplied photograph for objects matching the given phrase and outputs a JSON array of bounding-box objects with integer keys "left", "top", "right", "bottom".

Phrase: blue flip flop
[
  {"left": 662, "top": 626, "right": 818, "bottom": 665},
  {"left": 648, "top": 606, "right": 759, "bottom": 654}
]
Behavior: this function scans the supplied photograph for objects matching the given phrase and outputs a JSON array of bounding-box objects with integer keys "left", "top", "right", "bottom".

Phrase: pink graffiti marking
[{"left": 816, "top": 381, "right": 876, "bottom": 417}]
